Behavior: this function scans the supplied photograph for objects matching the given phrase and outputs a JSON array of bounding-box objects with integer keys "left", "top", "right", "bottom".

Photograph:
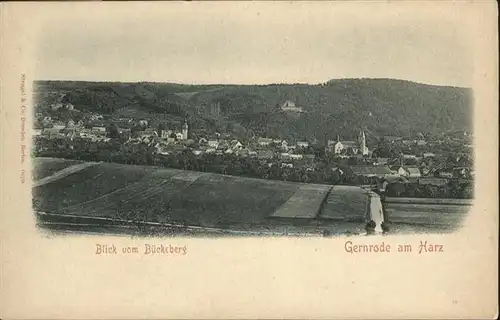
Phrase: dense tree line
[
  {"left": 33, "top": 137, "right": 346, "bottom": 185},
  {"left": 62, "top": 89, "right": 122, "bottom": 113},
  {"left": 386, "top": 181, "right": 473, "bottom": 199},
  {"left": 33, "top": 137, "right": 473, "bottom": 199}
]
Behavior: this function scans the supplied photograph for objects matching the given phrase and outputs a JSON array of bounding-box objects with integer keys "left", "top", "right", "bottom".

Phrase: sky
[{"left": 34, "top": 2, "right": 473, "bottom": 87}]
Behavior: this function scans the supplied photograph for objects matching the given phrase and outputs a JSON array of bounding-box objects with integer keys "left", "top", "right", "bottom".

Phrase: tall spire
[
  {"left": 359, "top": 129, "right": 365, "bottom": 141},
  {"left": 182, "top": 119, "right": 188, "bottom": 140},
  {"left": 359, "top": 129, "right": 367, "bottom": 155}
]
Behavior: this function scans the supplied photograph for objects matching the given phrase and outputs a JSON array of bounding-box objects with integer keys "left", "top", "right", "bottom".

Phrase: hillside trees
[{"left": 35, "top": 79, "right": 472, "bottom": 140}]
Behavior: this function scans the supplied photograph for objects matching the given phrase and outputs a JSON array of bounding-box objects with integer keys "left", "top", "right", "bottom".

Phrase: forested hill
[{"left": 33, "top": 78, "right": 473, "bottom": 142}]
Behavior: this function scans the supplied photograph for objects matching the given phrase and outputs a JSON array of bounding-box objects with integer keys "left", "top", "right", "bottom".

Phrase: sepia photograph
[
  {"left": 1, "top": 1, "right": 498, "bottom": 319},
  {"left": 30, "top": 2, "right": 475, "bottom": 238}
]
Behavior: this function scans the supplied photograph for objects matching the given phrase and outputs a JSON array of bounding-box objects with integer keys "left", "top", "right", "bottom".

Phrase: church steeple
[
  {"left": 182, "top": 119, "right": 188, "bottom": 140},
  {"left": 359, "top": 130, "right": 368, "bottom": 155}
]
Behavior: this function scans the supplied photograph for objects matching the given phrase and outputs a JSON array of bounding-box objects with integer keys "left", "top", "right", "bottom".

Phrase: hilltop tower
[{"left": 182, "top": 120, "right": 188, "bottom": 140}]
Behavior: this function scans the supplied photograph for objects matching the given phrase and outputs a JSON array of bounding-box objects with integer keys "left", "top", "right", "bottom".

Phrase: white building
[
  {"left": 326, "top": 131, "right": 368, "bottom": 155},
  {"left": 334, "top": 140, "right": 358, "bottom": 154},
  {"left": 51, "top": 103, "right": 63, "bottom": 111},
  {"left": 208, "top": 140, "right": 219, "bottom": 148},
  {"left": 297, "top": 141, "right": 309, "bottom": 148},
  {"left": 257, "top": 137, "right": 273, "bottom": 146},
  {"left": 397, "top": 166, "right": 421, "bottom": 179},
  {"left": 280, "top": 140, "right": 289, "bottom": 150},
  {"left": 280, "top": 153, "right": 291, "bottom": 160},
  {"left": 281, "top": 100, "right": 303, "bottom": 112},
  {"left": 289, "top": 154, "right": 303, "bottom": 160},
  {"left": 230, "top": 140, "right": 243, "bottom": 150},
  {"left": 53, "top": 123, "right": 66, "bottom": 130}
]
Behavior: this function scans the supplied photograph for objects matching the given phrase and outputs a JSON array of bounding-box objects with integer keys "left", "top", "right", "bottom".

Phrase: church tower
[
  {"left": 359, "top": 130, "right": 368, "bottom": 155},
  {"left": 182, "top": 120, "right": 188, "bottom": 140}
]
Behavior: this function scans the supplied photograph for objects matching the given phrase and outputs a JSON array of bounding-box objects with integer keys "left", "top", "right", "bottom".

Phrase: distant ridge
[
  {"left": 33, "top": 78, "right": 473, "bottom": 141},
  {"left": 34, "top": 77, "right": 470, "bottom": 89},
  {"left": 324, "top": 78, "right": 470, "bottom": 89}
]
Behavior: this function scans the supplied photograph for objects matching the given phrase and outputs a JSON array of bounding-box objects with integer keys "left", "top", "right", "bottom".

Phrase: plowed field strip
[
  {"left": 271, "top": 185, "right": 332, "bottom": 218},
  {"left": 63, "top": 178, "right": 154, "bottom": 211}
]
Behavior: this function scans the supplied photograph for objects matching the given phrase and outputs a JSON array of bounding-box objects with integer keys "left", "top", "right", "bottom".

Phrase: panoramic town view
[
  {"left": 31, "top": 6, "right": 474, "bottom": 237},
  {"left": 31, "top": 79, "right": 473, "bottom": 236}
]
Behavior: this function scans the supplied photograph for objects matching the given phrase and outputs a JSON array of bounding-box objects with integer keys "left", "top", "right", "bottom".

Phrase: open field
[
  {"left": 271, "top": 184, "right": 332, "bottom": 219},
  {"left": 32, "top": 159, "right": 312, "bottom": 234},
  {"left": 385, "top": 197, "right": 473, "bottom": 206},
  {"left": 384, "top": 197, "right": 471, "bottom": 230},
  {"left": 319, "top": 186, "right": 370, "bottom": 221},
  {"left": 32, "top": 158, "right": 472, "bottom": 236},
  {"left": 385, "top": 203, "right": 469, "bottom": 227},
  {"left": 33, "top": 162, "right": 152, "bottom": 210}
]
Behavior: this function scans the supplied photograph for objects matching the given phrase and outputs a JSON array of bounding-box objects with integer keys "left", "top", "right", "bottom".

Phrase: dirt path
[
  {"left": 173, "top": 87, "right": 224, "bottom": 100},
  {"left": 33, "top": 162, "right": 99, "bottom": 188},
  {"left": 368, "top": 192, "right": 384, "bottom": 233}
]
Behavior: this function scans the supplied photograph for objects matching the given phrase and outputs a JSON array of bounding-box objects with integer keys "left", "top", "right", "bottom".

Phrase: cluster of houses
[
  {"left": 34, "top": 102, "right": 473, "bottom": 192},
  {"left": 129, "top": 125, "right": 318, "bottom": 169},
  {"left": 50, "top": 102, "right": 75, "bottom": 111},
  {"left": 381, "top": 133, "right": 428, "bottom": 146},
  {"left": 133, "top": 120, "right": 189, "bottom": 145},
  {"left": 35, "top": 112, "right": 167, "bottom": 143},
  {"left": 332, "top": 159, "right": 473, "bottom": 194},
  {"left": 34, "top": 115, "right": 112, "bottom": 142}
]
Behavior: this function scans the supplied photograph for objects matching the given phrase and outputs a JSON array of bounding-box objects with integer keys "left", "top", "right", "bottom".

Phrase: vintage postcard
[{"left": 0, "top": 1, "right": 498, "bottom": 319}]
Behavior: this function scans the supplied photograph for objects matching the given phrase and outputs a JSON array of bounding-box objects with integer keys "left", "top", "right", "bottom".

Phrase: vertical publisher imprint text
[{"left": 20, "top": 74, "right": 27, "bottom": 183}]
